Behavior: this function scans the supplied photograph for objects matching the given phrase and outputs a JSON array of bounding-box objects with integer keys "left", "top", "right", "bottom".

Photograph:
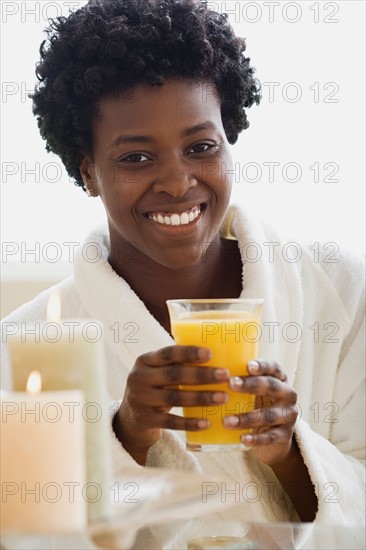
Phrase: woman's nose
[{"left": 152, "top": 157, "right": 198, "bottom": 197}]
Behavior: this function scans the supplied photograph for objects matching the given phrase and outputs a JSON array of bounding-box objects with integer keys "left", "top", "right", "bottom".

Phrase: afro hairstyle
[{"left": 31, "top": 0, "right": 261, "bottom": 190}]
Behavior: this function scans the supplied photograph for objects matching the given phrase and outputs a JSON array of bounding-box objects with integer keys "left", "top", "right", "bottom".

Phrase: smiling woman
[
  {"left": 78, "top": 80, "right": 243, "bottom": 331},
  {"left": 80, "top": 82, "right": 230, "bottom": 261},
  {"left": 1, "top": 0, "right": 365, "bottom": 549}
]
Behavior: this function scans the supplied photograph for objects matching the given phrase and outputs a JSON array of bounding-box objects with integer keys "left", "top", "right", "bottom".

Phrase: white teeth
[
  {"left": 180, "top": 212, "right": 189, "bottom": 225},
  {"left": 148, "top": 205, "right": 201, "bottom": 226},
  {"left": 171, "top": 214, "right": 180, "bottom": 226}
]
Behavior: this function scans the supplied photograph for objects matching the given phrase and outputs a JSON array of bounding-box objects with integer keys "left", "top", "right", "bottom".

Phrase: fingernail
[
  {"left": 197, "top": 348, "right": 211, "bottom": 360},
  {"left": 198, "top": 420, "right": 210, "bottom": 429},
  {"left": 213, "top": 392, "right": 228, "bottom": 403},
  {"left": 229, "top": 376, "right": 244, "bottom": 389},
  {"left": 223, "top": 415, "right": 239, "bottom": 426},
  {"left": 248, "top": 360, "right": 259, "bottom": 373},
  {"left": 241, "top": 433, "right": 253, "bottom": 444},
  {"left": 214, "top": 368, "right": 230, "bottom": 381}
]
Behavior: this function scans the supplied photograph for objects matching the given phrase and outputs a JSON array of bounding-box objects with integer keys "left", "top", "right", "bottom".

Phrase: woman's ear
[{"left": 79, "top": 156, "right": 100, "bottom": 197}]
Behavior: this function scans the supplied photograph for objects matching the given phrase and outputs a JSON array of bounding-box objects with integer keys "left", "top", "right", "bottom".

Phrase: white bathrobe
[{"left": 1, "top": 206, "right": 365, "bottom": 549}]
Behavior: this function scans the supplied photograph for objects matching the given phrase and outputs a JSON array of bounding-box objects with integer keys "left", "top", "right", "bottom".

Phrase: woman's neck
[{"left": 109, "top": 237, "right": 242, "bottom": 333}]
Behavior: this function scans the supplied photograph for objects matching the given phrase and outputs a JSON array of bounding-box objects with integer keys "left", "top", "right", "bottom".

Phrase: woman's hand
[
  {"left": 223, "top": 359, "right": 318, "bottom": 521},
  {"left": 223, "top": 359, "right": 298, "bottom": 466},
  {"left": 113, "top": 345, "right": 229, "bottom": 464}
]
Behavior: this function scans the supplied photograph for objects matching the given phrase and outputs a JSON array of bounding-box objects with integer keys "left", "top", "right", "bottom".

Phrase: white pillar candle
[
  {"left": 0, "top": 372, "right": 87, "bottom": 533},
  {"left": 5, "top": 317, "right": 113, "bottom": 523}
]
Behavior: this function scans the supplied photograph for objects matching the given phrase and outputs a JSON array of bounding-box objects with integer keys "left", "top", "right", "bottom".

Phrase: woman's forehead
[{"left": 94, "top": 79, "right": 223, "bottom": 135}]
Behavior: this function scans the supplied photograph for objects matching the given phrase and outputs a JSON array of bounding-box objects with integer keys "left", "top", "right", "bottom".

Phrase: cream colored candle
[
  {"left": 0, "top": 372, "right": 87, "bottom": 533},
  {"left": 5, "top": 302, "right": 113, "bottom": 522}
]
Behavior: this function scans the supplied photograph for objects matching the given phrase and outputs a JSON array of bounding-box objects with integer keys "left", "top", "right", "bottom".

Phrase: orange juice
[{"left": 171, "top": 311, "right": 260, "bottom": 447}]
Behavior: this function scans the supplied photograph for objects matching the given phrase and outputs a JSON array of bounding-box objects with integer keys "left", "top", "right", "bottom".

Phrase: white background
[{"left": 1, "top": 0, "right": 365, "bottom": 280}]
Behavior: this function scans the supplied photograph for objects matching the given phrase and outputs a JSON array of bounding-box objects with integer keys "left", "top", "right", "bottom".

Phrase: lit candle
[
  {"left": 0, "top": 371, "right": 86, "bottom": 533},
  {"left": 5, "top": 291, "right": 113, "bottom": 522}
]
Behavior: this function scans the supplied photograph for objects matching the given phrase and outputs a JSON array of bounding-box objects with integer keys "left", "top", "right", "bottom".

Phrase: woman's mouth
[{"left": 147, "top": 204, "right": 204, "bottom": 226}]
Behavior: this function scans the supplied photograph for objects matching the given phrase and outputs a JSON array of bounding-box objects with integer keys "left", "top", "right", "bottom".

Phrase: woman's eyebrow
[
  {"left": 109, "top": 121, "right": 218, "bottom": 148},
  {"left": 183, "top": 121, "right": 218, "bottom": 137},
  {"left": 110, "top": 134, "right": 153, "bottom": 147}
]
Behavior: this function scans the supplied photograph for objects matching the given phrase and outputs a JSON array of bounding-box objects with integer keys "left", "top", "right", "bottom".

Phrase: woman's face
[{"left": 81, "top": 79, "right": 233, "bottom": 270}]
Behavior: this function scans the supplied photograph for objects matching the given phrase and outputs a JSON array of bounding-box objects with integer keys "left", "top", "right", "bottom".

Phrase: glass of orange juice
[{"left": 166, "top": 299, "right": 264, "bottom": 451}]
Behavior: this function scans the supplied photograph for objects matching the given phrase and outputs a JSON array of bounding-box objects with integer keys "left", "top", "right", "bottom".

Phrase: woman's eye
[
  {"left": 120, "top": 153, "right": 150, "bottom": 163},
  {"left": 188, "top": 143, "right": 214, "bottom": 154}
]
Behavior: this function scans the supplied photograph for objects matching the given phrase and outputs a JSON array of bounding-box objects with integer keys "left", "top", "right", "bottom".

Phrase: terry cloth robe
[{"left": 1, "top": 205, "right": 365, "bottom": 549}]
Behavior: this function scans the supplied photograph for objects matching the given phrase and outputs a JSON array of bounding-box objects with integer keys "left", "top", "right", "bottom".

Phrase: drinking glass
[{"left": 166, "top": 299, "right": 264, "bottom": 451}]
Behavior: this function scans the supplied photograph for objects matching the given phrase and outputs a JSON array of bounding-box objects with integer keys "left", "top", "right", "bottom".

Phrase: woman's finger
[
  {"left": 129, "top": 408, "right": 212, "bottom": 432},
  {"left": 247, "top": 359, "right": 287, "bottom": 381},
  {"left": 142, "top": 345, "right": 212, "bottom": 367},
  {"left": 223, "top": 404, "right": 298, "bottom": 429},
  {"left": 229, "top": 375, "right": 297, "bottom": 404},
  {"left": 129, "top": 362, "right": 230, "bottom": 386},
  {"left": 241, "top": 426, "right": 294, "bottom": 447},
  {"left": 128, "top": 386, "right": 228, "bottom": 408}
]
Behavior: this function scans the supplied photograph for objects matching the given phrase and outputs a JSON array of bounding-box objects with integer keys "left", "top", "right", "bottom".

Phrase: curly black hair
[{"left": 32, "top": 0, "right": 261, "bottom": 190}]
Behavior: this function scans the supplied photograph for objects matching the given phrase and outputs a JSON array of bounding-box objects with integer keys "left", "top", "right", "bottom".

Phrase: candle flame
[
  {"left": 47, "top": 289, "right": 61, "bottom": 321},
  {"left": 26, "top": 371, "right": 42, "bottom": 394}
]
